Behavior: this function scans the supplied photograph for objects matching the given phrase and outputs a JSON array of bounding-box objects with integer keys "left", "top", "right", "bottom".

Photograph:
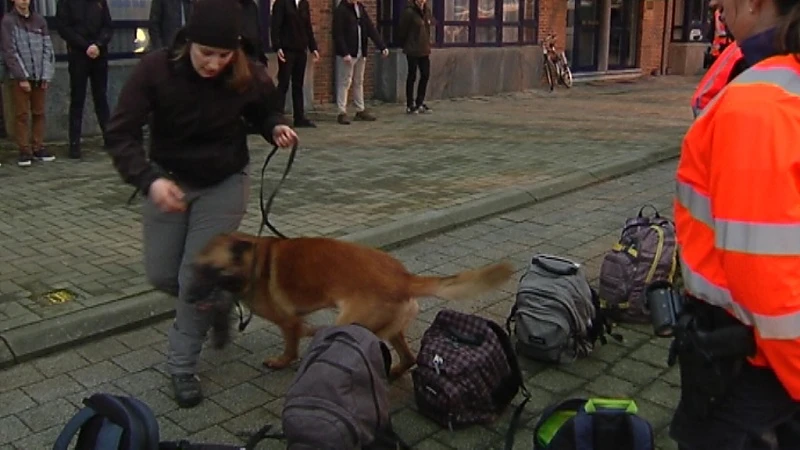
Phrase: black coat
[
  {"left": 147, "top": 0, "right": 192, "bottom": 51},
  {"left": 333, "top": 0, "right": 385, "bottom": 58},
  {"left": 270, "top": 0, "right": 318, "bottom": 53}
]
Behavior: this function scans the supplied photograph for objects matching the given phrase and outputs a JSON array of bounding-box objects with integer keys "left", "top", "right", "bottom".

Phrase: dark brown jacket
[
  {"left": 396, "top": 1, "right": 432, "bottom": 57},
  {"left": 105, "top": 35, "right": 288, "bottom": 194}
]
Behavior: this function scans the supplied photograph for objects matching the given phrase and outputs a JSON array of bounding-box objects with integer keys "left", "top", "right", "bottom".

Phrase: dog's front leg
[{"left": 263, "top": 319, "right": 302, "bottom": 369}]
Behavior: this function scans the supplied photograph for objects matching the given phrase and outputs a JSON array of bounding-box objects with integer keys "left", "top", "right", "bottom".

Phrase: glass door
[
  {"left": 608, "top": 0, "right": 641, "bottom": 68},
  {"left": 567, "top": 0, "right": 602, "bottom": 72}
]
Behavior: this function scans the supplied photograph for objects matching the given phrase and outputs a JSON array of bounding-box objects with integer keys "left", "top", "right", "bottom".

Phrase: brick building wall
[
  {"left": 307, "top": 0, "right": 669, "bottom": 105},
  {"left": 638, "top": 0, "right": 669, "bottom": 74}
]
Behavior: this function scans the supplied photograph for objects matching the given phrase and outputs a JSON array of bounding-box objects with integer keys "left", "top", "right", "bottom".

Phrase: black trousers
[
  {"left": 671, "top": 357, "right": 800, "bottom": 449},
  {"left": 405, "top": 55, "right": 430, "bottom": 108},
  {"left": 276, "top": 50, "right": 308, "bottom": 120},
  {"left": 68, "top": 51, "right": 110, "bottom": 148}
]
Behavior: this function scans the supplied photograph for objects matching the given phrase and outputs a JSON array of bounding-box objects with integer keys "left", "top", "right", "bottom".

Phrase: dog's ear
[{"left": 229, "top": 238, "right": 254, "bottom": 265}]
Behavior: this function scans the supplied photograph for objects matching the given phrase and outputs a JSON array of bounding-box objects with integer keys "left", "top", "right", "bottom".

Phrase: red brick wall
[
  {"left": 537, "top": 0, "right": 566, "bottom": 46},
  {"left": 638, "top": 0, "right": 668, "bottom": 74},
  {"left": 310, "top": 0, "right": 378, "bottom": 105}
]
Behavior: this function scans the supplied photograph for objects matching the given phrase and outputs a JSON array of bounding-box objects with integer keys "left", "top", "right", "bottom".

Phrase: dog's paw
[
  {"left": 389, "top": 362, "right": 414, "bottom": 381},
  {"left": 263, "top": 355, "right": 295, "bottom": 369}
]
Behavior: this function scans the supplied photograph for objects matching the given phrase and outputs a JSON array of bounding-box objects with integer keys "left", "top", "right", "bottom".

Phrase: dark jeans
[
  {"left": 406, "top": 55, "right": 430, "bottom": 108},
  {"left": 671, "top": 361, "right": 800, "bottom": 449},
  {"left": 67, "top": 51, "right": 110, "bottom": 149},
  {"left": 277, "top": 50, "right": 308, "bottom": 120}
]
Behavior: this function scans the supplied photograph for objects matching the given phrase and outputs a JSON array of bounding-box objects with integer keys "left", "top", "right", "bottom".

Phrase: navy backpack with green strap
[
  {"left": 532, "top": 398, "right": 654, "bottom": 450},
  {"left": 52, "top": 392, "right": 276, "bottom": 450}
]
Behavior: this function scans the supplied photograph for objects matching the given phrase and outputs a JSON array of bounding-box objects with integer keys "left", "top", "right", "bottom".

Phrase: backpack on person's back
[
  {"left": 598, "top": 205, "right": 679, "bottom": 324},
  {"left": 507, "top": 254, "right": 619, "bottom": 364},
  {"left": 281, "top": 323, "right": 409, "bottom": 450}
]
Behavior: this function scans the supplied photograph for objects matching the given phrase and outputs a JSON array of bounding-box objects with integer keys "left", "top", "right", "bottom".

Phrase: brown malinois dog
[{"left": 189, "top": 231, "right": 514, "bottom": 378}]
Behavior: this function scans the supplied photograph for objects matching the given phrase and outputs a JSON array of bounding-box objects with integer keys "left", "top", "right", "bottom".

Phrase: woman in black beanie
[{"left": 105, "top": 0, "right": 297, "bottom": 408}]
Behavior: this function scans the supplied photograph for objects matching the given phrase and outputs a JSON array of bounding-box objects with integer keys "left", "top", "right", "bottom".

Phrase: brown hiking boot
[
  {"left": 337, "top": 113, "right": 351, "bottom": 125},
  {"left": 354, "top": 110, "right": 376, "bottom": 121}
]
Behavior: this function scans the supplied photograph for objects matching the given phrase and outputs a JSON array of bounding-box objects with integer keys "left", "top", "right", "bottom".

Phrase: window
[
  {"left": 378, "top": 0, "right": 538, "bottom": 48},
  {"left": 671, "top": 0, "right": 710, "bottom": 42}
]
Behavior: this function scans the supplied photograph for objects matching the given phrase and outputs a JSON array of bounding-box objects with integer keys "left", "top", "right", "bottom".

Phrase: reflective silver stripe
[
  {"left": 697, "top": 62, "right": 800, "bottom": 118},
  {"left": 716, "top": 220, "right": 800, "bottom": 255},
  {"left": 692, "top": 48, "right": 740, "bottom": 118},
  {"left": 681, "top": 257, "right": 800, "bottom": 339},
  {"left": 676, "top": 180, "right": 713, "bottom": 228}
]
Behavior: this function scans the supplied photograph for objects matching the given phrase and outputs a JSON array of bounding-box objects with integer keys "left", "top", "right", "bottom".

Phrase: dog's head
[{"left": 188, "top": 233, "right": 262, "bottom": 305}]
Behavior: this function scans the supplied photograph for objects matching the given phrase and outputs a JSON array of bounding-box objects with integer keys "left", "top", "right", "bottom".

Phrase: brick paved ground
[
  {"left": 0, "top": 76, "right": 695, "bottom": 334},
  {"left": 0, "top": 160, "right": 683, "bottom": 449}
]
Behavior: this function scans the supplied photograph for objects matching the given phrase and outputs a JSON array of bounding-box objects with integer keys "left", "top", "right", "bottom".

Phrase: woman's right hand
[{"left": 149, "top": 178, "right": 186, "bottom": 213}]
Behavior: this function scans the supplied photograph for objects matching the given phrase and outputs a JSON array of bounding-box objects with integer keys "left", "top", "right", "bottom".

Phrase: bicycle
[{"left": 542, "top": 32, "right": 573, "bottom": 91}]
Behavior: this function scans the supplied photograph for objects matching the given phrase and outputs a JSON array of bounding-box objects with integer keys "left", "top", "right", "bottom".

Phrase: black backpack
[
  {"left": 53, "top": 392, "right": 272, "bottom": 450},
  {"left": 531, "top": 398, "right": 654, "bottom": 450},
  {"left": 412, "top": 309, "right": 530, "bottom": 430},
  {"left": 281, "top": 323, "right": 409, "bottom": 450}
]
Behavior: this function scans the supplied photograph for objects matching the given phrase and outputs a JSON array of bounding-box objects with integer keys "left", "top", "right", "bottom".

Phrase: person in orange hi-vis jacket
[
  {"left": 669, "top": 0, "right": 800, "bottom": 446},
  {"left": 690, "top": 41, "right": 742, "bottom": 118}
]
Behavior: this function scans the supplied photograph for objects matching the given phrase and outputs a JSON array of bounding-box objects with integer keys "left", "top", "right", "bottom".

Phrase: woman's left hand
[{"left": 272, "top": 125, "right": 298, "bottom": 148}]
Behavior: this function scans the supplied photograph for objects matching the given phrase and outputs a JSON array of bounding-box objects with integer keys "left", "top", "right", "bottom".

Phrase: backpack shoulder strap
[
  {"left": 530, "top": 398, "right": 588, "bottom": 450},
  {"left": 52, "top": 406, "right": 98, "bottom": 450}
]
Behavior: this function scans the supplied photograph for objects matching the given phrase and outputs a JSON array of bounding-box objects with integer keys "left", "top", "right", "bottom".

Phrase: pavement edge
[{"left": 0, "top": 146, "right": 680, "bottom": 368}]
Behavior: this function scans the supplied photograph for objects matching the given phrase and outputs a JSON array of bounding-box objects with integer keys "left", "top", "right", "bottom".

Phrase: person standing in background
[
  {"left": 1, "top": 0, "right": 56, "bottom": 167},
  {"left": 55, "top": 0, "right": 113, "bottom": 160},
  {"left": 396, "top": 0, "right": 433, "bottom": 115},
  {"left": 270, "top": 0, "right": 319, "bottom": 128},
  {"left": 148, "top": 0, "right": 193, "bottom": 51},
  {"left": 333, "top": 0, "right": 388, "bottom": 125},
  {"left": 238, "top": 0, "right": 268, "bottom": 67}
]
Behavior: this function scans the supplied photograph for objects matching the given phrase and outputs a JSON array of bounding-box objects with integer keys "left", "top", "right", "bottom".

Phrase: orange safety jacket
[
  {"left": 675, "top": 53, "right": 800, "bottom": 401},
  {"left": 691, "top": 42, "right": 742, "bottom": 118},
  {"left": 711, "top": 10, "right": 731, "bottom": 57}
]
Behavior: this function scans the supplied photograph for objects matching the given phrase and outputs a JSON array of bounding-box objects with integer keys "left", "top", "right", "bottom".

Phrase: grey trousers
[{"left": 142, "top": 172, "right": 249, "bottom": 375}]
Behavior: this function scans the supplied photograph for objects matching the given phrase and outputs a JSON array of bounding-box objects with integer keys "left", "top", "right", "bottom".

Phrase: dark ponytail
[{"left": 777, "top": 0, "right": 800, "bottom": 55}]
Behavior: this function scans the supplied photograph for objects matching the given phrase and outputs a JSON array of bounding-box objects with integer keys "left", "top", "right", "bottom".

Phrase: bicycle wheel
[
  {"left": 559, "top": 63, "right": 573, "bottom": 88},
  {"left": 544, "top": 58, "right": 556, "bottom": 91}
]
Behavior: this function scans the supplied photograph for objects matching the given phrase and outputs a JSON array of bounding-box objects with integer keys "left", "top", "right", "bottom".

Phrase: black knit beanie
[{"left": 185, "top": 0, "right": 243, "bottom": 50}]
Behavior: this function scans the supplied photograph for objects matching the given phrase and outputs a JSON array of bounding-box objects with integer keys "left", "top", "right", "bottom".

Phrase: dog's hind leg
[
  {"left": 388, "top": 331, "right": 416, "bottom": 380},
  {"left": 263, "top": 318, "right": 303, "bottom": 369}
]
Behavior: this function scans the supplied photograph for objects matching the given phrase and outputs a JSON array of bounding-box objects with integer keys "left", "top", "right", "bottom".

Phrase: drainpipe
[{"left": 660, "top": 0, "right": 672, "bottom": 75}]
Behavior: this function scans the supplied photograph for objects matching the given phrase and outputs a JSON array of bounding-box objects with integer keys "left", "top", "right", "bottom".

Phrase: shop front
[{"left": 565, "top": 0, "right": 642, "bottom": 73}]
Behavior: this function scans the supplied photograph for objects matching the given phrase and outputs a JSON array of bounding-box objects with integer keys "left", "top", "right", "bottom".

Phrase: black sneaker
[
  {"left": 294, "top": 118, "right": 317, "bottom": 128},
  {"left": 406, "top": 106, "right": 418, "bottom": 114},
  {"left": 18, "top": 154, "right": 32, "bottom": 167},
  {"left": 171, "top": 374, "right": 203, "bottom": 408},
  {"left": 417, "top": 104, "right": 432, "bottom": 114},
  {"left": 33, "top": 149, "right": 56, "bottom": 162}
]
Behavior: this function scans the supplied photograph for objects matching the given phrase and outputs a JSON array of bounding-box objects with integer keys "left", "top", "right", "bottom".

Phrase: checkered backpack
[{"left": 412, "top": 309, "right": 530, "bottom": 430}]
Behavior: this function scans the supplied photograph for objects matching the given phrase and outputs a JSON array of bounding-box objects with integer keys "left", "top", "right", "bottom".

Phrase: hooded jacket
[
  {"left": 396, "top": 0, "right": 432, "bottom": 57},
  {"left": 0, "top": 8, "right": 55, "bottom": 81}
]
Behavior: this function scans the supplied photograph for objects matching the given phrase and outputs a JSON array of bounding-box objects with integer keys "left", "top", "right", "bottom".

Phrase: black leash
[{"left": 236, "top": 141, "right": 299, "bottom": 332}]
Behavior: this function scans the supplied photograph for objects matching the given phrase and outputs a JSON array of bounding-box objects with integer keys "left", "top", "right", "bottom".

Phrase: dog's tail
[{"left": 408, "top": 262, "right": 515, "bottom": 301}]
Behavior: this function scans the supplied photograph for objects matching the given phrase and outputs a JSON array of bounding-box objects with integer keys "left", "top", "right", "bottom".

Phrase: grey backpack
[
  {"left": 282, "top": 324, "right": 409, "bottom": 450},
  {"left": 506, "top": 254, "right": 611, "bottom": 364},
  {"left": 598, "top": 205, "right": 680, "bottom": 324}
]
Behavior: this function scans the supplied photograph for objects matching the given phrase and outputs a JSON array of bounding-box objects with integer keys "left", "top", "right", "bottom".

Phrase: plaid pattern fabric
[{"left": 412, "top": 309, "right": 513, "bottom": 428}]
